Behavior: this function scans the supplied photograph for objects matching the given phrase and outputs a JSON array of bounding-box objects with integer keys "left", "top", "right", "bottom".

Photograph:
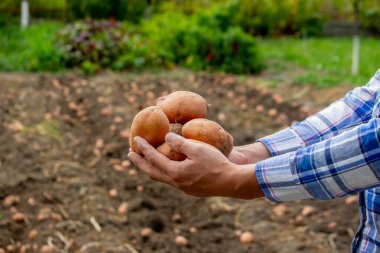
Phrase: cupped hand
[{"left": 128, "top": 133, "right": 263, "bottom": 199}]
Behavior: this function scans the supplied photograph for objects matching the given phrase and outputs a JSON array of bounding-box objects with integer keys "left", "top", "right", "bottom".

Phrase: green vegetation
[
  {"left": 362, "top": 7, "right": 380, "bottom": 33},
  {"left": 0, "top": 22, "right": 64, "bottom": 71},
  {"left": 35, "top": 121, "right": 61, "bottom": 140},
  {"left": 213, "top": 0, "right": 325, "bottom": 36},
  {"left": 0, "top": 20, "right": 378, "bottom": 87},
  {"left": 0, "top": 0, "right": 66, "bottom": 10},
  {"left": 67, "top": 0, "right": 154, "bottom": 23},
  {"left": 57, "top": 14, "right": 263, "bottom": 74},
  {"left": 1, "top": 0, "right": 380, "bottom": 35},
  {"left": 137, "top": 12, "right": 263, "bottom": 73},
  {"left": 0, "top": 0, "right": 66, "bottom": 20},
  {"left": 259, "top": 37, "right": 380, "bottom": 87},
  {"left": 20, "top": 120, "right": 62, "bottom": 141},
  {"left": 57, "top": 20, "right": 130, "bottom": 72}
]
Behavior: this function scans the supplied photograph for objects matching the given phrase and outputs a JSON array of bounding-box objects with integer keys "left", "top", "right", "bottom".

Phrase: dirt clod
[
  {"left": 11, "top": 212, "right": 26, "bottom": 223},
  {"left": 240, "top": 231, "right": 254, "bottom": 244},
  {"left": 3, "top": 195, "right": 20, "bottom": 207},
  {"left": 40, "top": 245, "right": 53, "bottom": 253},
  {"left": 140, "top": 227, "right": 153, "bottom": 238},
  {"left": 175, "top": 235, "right": 189, "bottom": 246},
  {"left": 28, "top": 230, "right": 39, "bottom": 240}
]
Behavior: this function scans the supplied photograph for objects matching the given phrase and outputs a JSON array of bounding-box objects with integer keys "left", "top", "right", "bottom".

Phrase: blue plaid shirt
[{"left": 256, "top": 69, "right": 380, "bottom": 253}]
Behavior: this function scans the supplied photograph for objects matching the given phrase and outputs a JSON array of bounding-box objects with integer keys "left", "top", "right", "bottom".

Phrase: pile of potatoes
[{"left": 129, "top": 91, "right": 233, "bottom": 161}]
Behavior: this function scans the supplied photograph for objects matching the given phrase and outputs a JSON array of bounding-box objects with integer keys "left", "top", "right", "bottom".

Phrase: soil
[{"left": 0, "top": 71, "right": 358, "bottom": 253}]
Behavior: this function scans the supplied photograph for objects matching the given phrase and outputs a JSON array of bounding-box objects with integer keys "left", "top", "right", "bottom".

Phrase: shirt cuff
[
  {"left": 255, "top": 152, "right": 313, "bottom": 202},
  {"left": 257, "top": 128, "right": 306, "bottom": 156}
]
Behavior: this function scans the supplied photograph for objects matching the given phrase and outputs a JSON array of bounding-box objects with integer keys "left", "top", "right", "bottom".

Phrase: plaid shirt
[{"left": 256, "top": 69, "right": 380, "bottom": 253}]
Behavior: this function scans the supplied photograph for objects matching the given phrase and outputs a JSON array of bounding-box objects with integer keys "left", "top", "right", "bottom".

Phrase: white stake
[
  {"left": 21, "top": 0, "right": 30, "bottom": 29},
  {"left": 351, "top": 35, "right": 359, "bottom": 75}
]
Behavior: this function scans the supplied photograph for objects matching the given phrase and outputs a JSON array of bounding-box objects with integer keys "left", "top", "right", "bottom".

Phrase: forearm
[
  {"left": 227, "top": 164, "right": 264, "bottom": 199},
  {"left": 256, "top": 117, "right": 380, "bottom": 202}
]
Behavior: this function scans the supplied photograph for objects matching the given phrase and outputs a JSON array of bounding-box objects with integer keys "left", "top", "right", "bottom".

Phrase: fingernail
[
  {"left": 166, "top": 132, "right": 176, "bottom": 142},
  {"left": 134, "top": 136, "right": 143, "bottom": 145}
]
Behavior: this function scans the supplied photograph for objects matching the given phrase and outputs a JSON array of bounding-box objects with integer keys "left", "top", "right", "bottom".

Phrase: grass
[
  {"left": 258, "top": 37, "right": 380, "bottom": 87},
  {"left": 20, "top": 120, "right": 62, "bottom": 141},
  {"left": 0, "top": 22, "right": 64, "bottom": 71}
]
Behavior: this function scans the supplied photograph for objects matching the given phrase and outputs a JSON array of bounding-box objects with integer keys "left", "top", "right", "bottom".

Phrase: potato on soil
[
  {"left": 156, "top": 142, "right": 187, "bottom": 161},
  {"left": 129, "top": 106, "right": 170, "bottom": 154},
  {"left": 182, "top": 119, "right": 233, "bottom": 156},
  {"left": 169, "top": 123, "right": 183, "bottom": 135},
  {"left": 157, "top": 91, "right": 207, "bottom": 124}
]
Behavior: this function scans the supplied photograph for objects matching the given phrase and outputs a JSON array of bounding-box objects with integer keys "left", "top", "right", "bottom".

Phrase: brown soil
[{"left": 0, "top": 71, "right": 358, "bottom": 253}]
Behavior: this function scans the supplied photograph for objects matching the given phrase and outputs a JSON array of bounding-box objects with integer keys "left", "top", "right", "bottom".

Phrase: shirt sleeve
[
  {"left": 258, "top": 69, "right": 380, "bottom": 156},
  {"left": 256, "top": 117, "right": 380, "bottom": 202}
]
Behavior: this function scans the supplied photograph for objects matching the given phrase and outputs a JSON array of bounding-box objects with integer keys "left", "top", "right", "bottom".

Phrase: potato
[
  {"left": 157, "top": 91, "right": 207, "bottom": 124},
  {"left": 156, "top": 142, "right": 187, "bottom": 161},
  {"left": 129, "top": 106, "right": 170, "bottom": 154},
  {"left": 182, "top": 119, "right": 233, "bottom": 156},
  {"left": 169, "top": 123, "right": 183, "bottom": 135}
]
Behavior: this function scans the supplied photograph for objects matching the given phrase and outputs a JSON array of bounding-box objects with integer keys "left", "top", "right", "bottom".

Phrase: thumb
[{"left": 165, "top": 133, "right": 198, "bottom": 157}]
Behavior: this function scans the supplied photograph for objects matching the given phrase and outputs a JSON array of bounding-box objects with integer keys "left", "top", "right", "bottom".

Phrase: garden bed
[{"left": 0, "top": 71, "right": 358, "bottom": 253}]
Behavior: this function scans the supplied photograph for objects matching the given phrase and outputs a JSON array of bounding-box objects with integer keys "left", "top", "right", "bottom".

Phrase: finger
[
  {"left": 165, "top": 133, "right": 200, "bottom": 158},
  {"left": 134, "top": 136, "right": 175, "bottom": 173},
  {"left": 128, "top": 152, "right": 174, "bottom": 185}
]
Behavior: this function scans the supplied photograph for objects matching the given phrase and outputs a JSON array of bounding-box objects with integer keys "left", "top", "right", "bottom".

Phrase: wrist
[
  {"left": 238, "top": 142, "right": 271, "bottom": 164},
  {"left": 227, "top": 163, "right": 264, "bottom": 200}
]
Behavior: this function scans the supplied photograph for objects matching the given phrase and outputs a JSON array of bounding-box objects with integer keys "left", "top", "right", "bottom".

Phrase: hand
[
  {"left": 128, "top": 133, "right": 264, "bottom": 199},
  {"left": 228, "top": 142, "right": 271, "bottom": 165}
]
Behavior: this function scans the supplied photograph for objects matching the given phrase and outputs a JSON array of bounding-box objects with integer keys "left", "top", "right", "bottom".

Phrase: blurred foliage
[
  {"left": 112, "top": 33, "right": 169, "bottom": 71},
  {"left": 138, "top": 13, "right": 263, "bottom": 73},
  {"left": 0, "top": 13, "right": 18, "bottom": 27},
  {"left": 67, "top": 0, "right": 113, "bottom": 20},
  {"left": 56, "top": 20, "right": 130, "bottom": 71},
  {"left": 1, "top": 0, "right": 379, "bottom": 76},
  {"left": 0, "top": 22, "right": 65, "bottom": 71},
  {"left": 1, "top": 0, "right": 380, "bottom": 35},
  {"left": 67, "top": 0, "right": 129, "bottom": 20},
  {"left": 1, "top": 20, "right": 379, "bottom": 87},
  {"left": 157, "top": 0, "right": 225, "bottom": 15},
  {"left": 0, "top": 0, "right": 66, "bottom": 19},
  {"left": 240, "top": 0, "right": 325, "bottom": 36},
  {"left": 67, "top": 0, "right": 157, "bottom": 23},
  {"left": 0, "top": 0, "right": 66, "bottom": 10},
  {"left": 57, "top": 15, "right": 263, "bottom": 74},
  {"left": 361, "top": 7, "right": 380, "bottom": 33},
  {"left": 197, "top": 0, "right": 325, "bottom": 36}
]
